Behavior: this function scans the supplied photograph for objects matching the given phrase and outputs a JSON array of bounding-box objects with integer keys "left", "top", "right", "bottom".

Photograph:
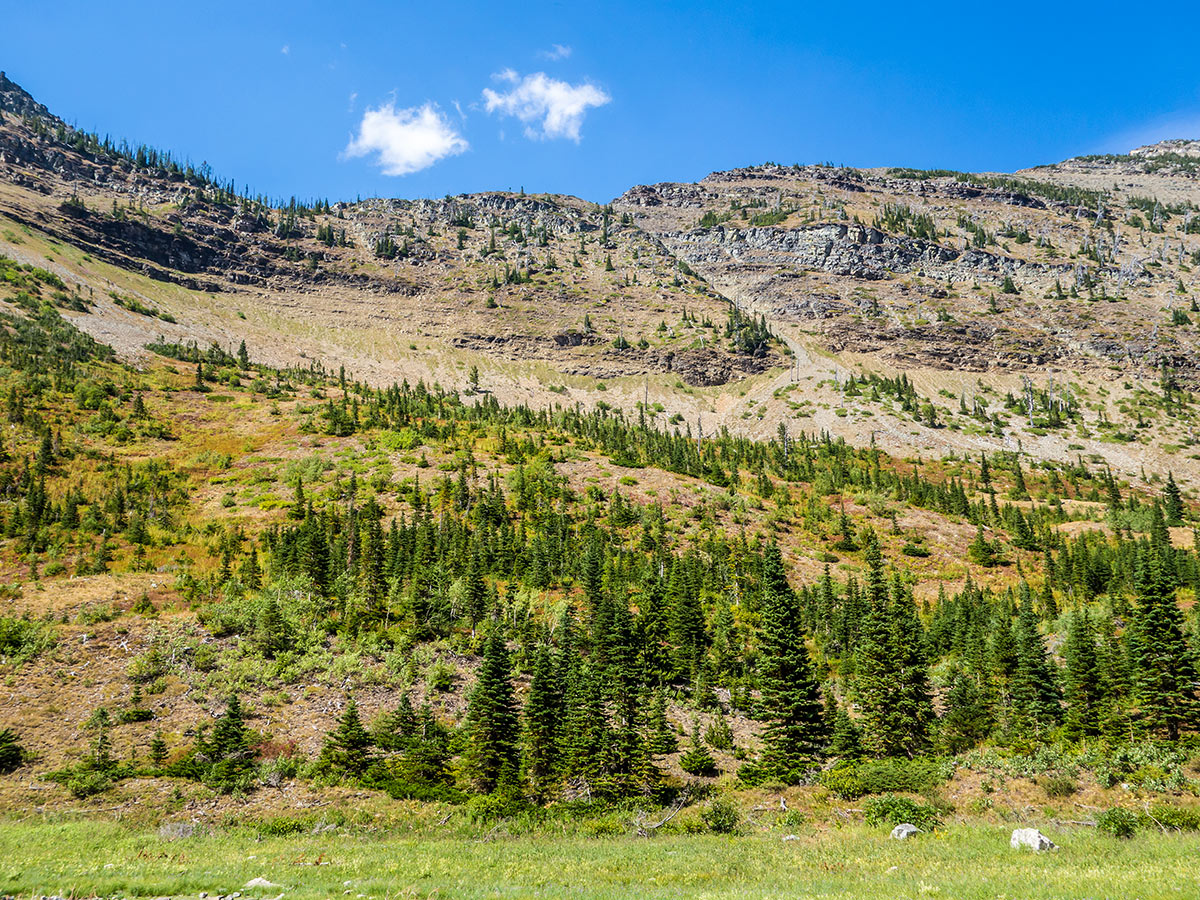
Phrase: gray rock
[
  {"left": 1010, "top": 828, "right": 1057, "bottom": 851},
  {"left": 890, "top": 823, "right": 921, "bottom": 840}
]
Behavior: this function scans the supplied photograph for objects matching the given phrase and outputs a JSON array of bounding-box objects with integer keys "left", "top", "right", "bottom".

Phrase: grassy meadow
[{"left": 0, "top": 819, "right": 1197, "bottom": 900}]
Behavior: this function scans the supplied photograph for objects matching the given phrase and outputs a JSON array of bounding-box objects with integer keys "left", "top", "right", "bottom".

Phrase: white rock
[
  {"left": 781, "top": 834, "right": 800, "bottom": 842},
  {"left": 890, "top": 823, "right": 920, "bottom": 840},
  {"left": 1010, "top": 828, "right": 1057, "bottom": 851},
  {"left": 244, "top": 879, "right": 279, "bottom": 890}
]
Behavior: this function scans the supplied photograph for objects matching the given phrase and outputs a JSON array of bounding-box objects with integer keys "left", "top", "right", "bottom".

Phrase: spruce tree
[
  {"left": 466, "top": 628, "right": 520, "bottom": 793},
  {"left": 1129, "top": 550, "right": 1198, "bottom": 740},
  {"left": 855, "top": 531, "right": 934, "bottom": 757},
  {"left": 318, "top": 697, "right": 374, "bottom": 779},
  {"left": 523, "top": 645, "right": 561, "bottom": 799},
  {"left": 939, "top": 667, "right": 992, "bottom": 753},
  {"left": 647, "top": 690, "right": 678, "bottom": 754},
  {"left": 1062, "top": 609, "right": 1103, "bottom": 739},
  {"left": 1007, "top": 599, "right": 1061, "bottom": 741},
  {"left": 0, "top": 727, "right": 24, "bottom": 773},
  {"left": 756, "top": 545, "right": 826, "bottom": 781}
]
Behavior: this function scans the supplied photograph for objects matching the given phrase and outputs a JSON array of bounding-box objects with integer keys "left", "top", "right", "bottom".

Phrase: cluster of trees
[{"left": 0, "top": 294, "right": 1198, "bottom": 809}]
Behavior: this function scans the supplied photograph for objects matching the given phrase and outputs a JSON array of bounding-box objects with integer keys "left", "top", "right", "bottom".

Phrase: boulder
[
  {"left": 890, "top": 823, "right": 921, "bottom": 840},
  {"left": 1010, "top": 828, "right": 1056, "bottom": 851}
]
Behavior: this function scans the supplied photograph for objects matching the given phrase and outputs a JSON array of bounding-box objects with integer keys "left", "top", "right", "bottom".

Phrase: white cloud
[
  {"left": 347, "top": 91, "right": 358, "bottom": 113},
  {"left": 482, "top": 70, "right": 610, "bottom": 142},
  {"left": 343, "top": 102, "right": 468, "bottom": 176},
  {"left": 538, "top": 44, "right": 572, "bottom": 61},
  {"left": 280, "top": 44, "right": 290, "bottom": 55}
]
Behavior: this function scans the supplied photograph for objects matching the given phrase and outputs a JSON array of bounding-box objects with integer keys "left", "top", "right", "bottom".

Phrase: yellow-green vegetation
[{"left": 2, "top": 819, "right": 1199, "bottom": 900}]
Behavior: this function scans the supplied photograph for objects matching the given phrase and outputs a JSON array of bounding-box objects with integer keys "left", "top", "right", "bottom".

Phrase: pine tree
[
  {"left": 1062, "top": 609, "right": 1103, "bottom": 739},
  {"left": 148, "top": 731, "right": 167, "bottom": 770},
  {"left": 1007, "top": 599, "right": 1061, "bottom": 741},
  {"left": 1129, "top": 550, "right": 1198, "bottom": 741},
  {"left": 0, "top": 727, "right": 24, "bottom": 773},
  {"left": 466, "top": 628, "right": 520, "bottom": 793},
  {"left": 855, "top": 531, "right": 934, "bottom": 757},
  {"left": 830, "top": 705, "right": 863, "bottom": 758},
  {"left": 939, "top": 667, "right": 992, "bottom": 753},
  {"left": 523, "top": 645, "right": 561, "bottom": 800},
  {"left": 1163, "top": 472, "right": 1184, "bottom": 526},
  {"left": 647, "top": 690, "right": 678, "bottom": 754},
  {"left": 678, "top": 723, "right": 718, "bottom": 776},
  {"left": 756, "top": 545, "right": 825, "bottom": 781},
  {"left": 318, "top": 697, "right": 374, "bottom": 779}
]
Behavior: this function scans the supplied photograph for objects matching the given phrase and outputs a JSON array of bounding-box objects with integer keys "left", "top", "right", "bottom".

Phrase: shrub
[
  {"left": 821, "top": 757, "right": 948, "bottom": 799},
  {"left": 1144, "top": 805, "right": 1200, "bottom": 832},
  {"left": 1040, "top": 775, "right": 1078, "bottom": 798},
  {"left": 66, "top": 770, "right": 112, "bottom": 799},
  {"left": 0, "top": 616, "right": 54, "bottom": 665},
  {"left": 702, "top": 797, "right": 740, "bottom": 834},
  {"left": 863, "top": 794, "right": 942, "bottom": 831},
  {"left": 1096, "top": 807, "right": 1139, "bottom": 839}
]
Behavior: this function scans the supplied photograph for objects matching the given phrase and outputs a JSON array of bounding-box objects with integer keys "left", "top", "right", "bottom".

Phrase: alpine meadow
[{"left": 3, "top": 17, "right": 1200, "bottom": 897}]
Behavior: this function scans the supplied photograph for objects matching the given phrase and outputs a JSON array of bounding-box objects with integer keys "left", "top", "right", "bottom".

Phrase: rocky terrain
[{"left": 2, "top": 70, "right": 1199, "bottom": 494}]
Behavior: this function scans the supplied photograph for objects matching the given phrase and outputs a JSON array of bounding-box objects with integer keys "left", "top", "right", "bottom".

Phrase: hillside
[{"left": 0, "top": 71, "right": 1199, "bottom": 858}]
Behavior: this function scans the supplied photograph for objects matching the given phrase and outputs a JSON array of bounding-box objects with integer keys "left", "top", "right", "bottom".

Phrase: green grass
[{"left": 1, "top": 820, "right": 1197, "bottom": 899}]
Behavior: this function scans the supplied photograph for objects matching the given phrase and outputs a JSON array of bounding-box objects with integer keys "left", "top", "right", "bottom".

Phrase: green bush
[
  {"left": 1096, "top": 807, "right": 1139, "bottom": 839},
  {"left": 1040, "top": 775, "right": 1078, "bottom": 798},
  {"left": 0, "top": 616, "right": 54, "bottom": 665},
  {"left": 702, "top": 797, "right": 740, "bottom": 834},
  {"left": 255, "top": 816, "right": 313, "bottom": 837},
  {"left": 66, "top": 770, "right": 112, "bottom": 799},
  {"left": 1144, "top": 805, "right": 1200, "bottom": 832},
  {"left": 863, "top": 795, "right": 943, "bottom": 831},
  {"left": 821, "top": 758, "right": 948, "bottom": 799}
]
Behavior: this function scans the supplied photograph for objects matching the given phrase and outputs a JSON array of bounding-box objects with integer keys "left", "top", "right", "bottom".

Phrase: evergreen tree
[
  {"left": 0, "top": 727, "right": 24, "bottom": 774},
  {"left": 1007, "top": 599, "right": 1061, "bottom": 741},
  {"left": 939, "top": 668, "right": 993, "bottom": 753},
  {"left": 855, "top": 532, "right": 934, "bottom": 757},
  {"left": 756, "top": 545, "right": 826, "bottom": 781},
  {"left": 318, "top": 696, "right": 374, "bottom": 779},
  {"left": 523, "top": 645, "right": 561, "bottom": 799},
  {"left": 1129, "top": 550, "right": 1197, "bottom": 740},
  {"left": 1062, "top": 609, "right": 1103, "bottom": 739},
  {"left": 466, "top": 628, "right": 520, "bottom": 793},
  {"left": 647, "top": 690, "right": 678, "bottom": 755},
  {"left": 148, "top": 731, "right": 167, "bottom": 770},
  {"left": 1163, "top": 472, "right": 1185, "bottom": 526}
]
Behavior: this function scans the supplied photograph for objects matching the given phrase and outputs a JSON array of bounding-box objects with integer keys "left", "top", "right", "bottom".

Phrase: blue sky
[{"left": 5, "top": 1, "right": 1200, "bottom": 203}]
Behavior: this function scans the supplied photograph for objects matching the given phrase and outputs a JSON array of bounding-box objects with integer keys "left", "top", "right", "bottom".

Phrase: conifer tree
[
  {"left": 756, "top": 545, "right": 826, "bottom": 781},
  {"left": 1062, "top": 609, "right": 1103, "bottom": 739},
  {"left": 1129, "top": 550, "right": 1197, "bottom": 740},
  {"left": 466, "top": 628, "right": 520, "bottom": 793},
  {"left": 939, "top": 667, "right": 992, "bottom": 753},
  {"left": 647, "top": 690, "right": 678, "bottom": 755},
  {"left": 318, "top": 696, "right": 374, "bottom": 779},
  {"left": 1007, "top": 599, "right": 1061, "bottom": 741},
  {"left": 523, "top": 645, "right": 561, "bottom": 799},
  {"left": 148, "top": 731, "right": 167, "bottom": 770},
  {"left": 0, "top": 727, "right": 24, "bottom": 774},
  {"left": 855, "top": 531, "right": 933, "bottom": 757},
  {"left": 1163, "top": 472, "right": 1184, "bottom": 526}
]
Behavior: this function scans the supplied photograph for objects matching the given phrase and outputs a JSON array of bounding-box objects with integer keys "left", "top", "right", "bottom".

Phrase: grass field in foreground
[{"left": 1, "top": 820, "right": 1197, "bottom": 900}]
